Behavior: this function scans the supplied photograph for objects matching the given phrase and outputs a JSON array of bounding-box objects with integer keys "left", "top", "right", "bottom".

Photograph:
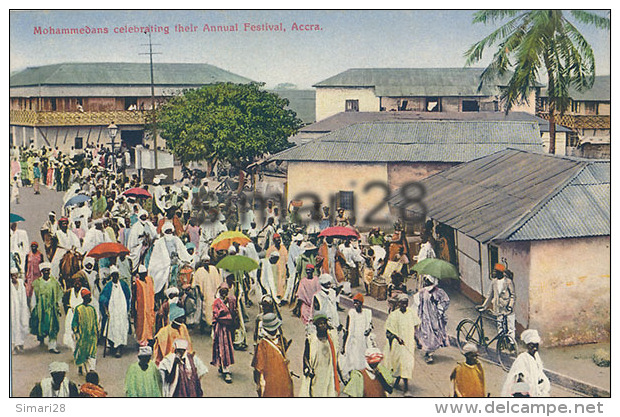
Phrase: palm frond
[{"left": 570, "top": 10, "right": 611, "bottom": 29}]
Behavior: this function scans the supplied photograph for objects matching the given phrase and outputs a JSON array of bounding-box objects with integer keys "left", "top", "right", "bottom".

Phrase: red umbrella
[
  {"left": 122, "top": 187, "right": 152, "bottom": 199},
  {"left": 87, "top": 242, "right": 130, "bottom": 259},
  {"left": 318, "top": 226, "right": 360, "bottom": 239}
]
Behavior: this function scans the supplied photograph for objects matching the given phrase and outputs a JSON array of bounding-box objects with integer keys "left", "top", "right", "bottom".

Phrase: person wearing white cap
[
  {"left": 148, "top": 221, "right": 192, "bottom": 295},
  {"left": 126, "top": 208, "right": 158, "bottom": 270},
  {"left": 283, "top": 233, "right": 304, "bottom": 303},
  {"left": 416, "top": 273, "right": 450, "bottom": 364},
  {"left": 159, "top": 339, "right": 208, "bottom": 397},
  {"left": 312, "top": 273, "right": 341, "bottom": 332},
  {"left": 385, "top": 292, "right": 421, "bottom": 395},
  {"left": 82, "top": 218, "right": 110, "bottom": 256},
  {"left": 125, "top": 345, "right": 162, "bottom": 397},
  {"left": 10, "top": 221, "right": 29, "bottom": 273},
  {"left": 192, "top": 256, "right": 223, "bottom": 334},
  {"left": 134, "top": 264, "right": 156, "bottom": 344},
  {"left": 342, "top": 347, "right": 394, "bottom": 397},
  {"left": 30, "top": 262, "right": 63, "bottom": 353},
  {"left": 50, "top": 216, "right": 81, "bottom": 280},
  {"left": 450, "top": 342, "right": 487, "bottom": 397},
  {"left": 10, "top": 267, "right": 30, "bottom": 353},
  {"left": 259, "top": 250, "right": 281, "bottom": 302},
  {"left": 29, "top": 362, "right": 78, "bottom": 397},
  {"left": 265, "top": 233, "right": 288, "bottom": 301},
  {"left": 99, "top": 265, "right": 131, "bottom": 358},
  {"left": 501, "top": 329, "right": 550, "bottom": 397},
  {"left": 151, "top": 177, "right": 166, "bottom": 215}
]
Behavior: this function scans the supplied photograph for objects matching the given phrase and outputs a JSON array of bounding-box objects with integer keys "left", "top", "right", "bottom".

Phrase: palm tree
[{"left": 465, "top": 10, "right": 609, "bottom": 154}]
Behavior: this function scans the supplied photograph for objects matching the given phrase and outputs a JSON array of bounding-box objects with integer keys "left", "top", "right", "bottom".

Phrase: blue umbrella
[
  {"left": 10, "top": 213, "right": 25, "bottom": 223},
  {"left": 65, "top": 194, "right": 91, "bottom": 207}
]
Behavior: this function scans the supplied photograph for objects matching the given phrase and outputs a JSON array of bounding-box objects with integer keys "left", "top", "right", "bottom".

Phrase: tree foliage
[
  {"left": 464, "top": 10, "right": 609, "bottom": 153},
  {"left": 157, "top": 82, "right": 303, "bottom": 168}
]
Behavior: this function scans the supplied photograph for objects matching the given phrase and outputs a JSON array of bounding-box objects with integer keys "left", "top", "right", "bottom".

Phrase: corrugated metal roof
[
  {"left": 274, "top": 120, "right": 543, "bottom": 163},
  {"left": 390, "top": 149, "right": 610, "bottom": 242},
  {"left": 313, "top": 68, "right": 542, "bottom": 96},
  {"left": 540, "top": 75, "right": 610, "bottom": 101},
  {"left": 9, "top": 62, "right": 253, "bottom": 87},
  {"left": 297, "top": 111, "right": 571, "bottom": 134}
]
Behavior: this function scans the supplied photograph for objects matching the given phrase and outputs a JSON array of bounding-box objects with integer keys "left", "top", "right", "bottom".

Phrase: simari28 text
[{"left": 15, "top": 404, "right": 66, "bottom": 413}]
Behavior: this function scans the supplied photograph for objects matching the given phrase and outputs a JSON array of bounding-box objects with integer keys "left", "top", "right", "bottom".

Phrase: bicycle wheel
[
  {"left": 456, "top": 319, "right": 483, "bottom": 351},
  {"left": 497, "top": 335, "right": 519, "bottom": 371}
]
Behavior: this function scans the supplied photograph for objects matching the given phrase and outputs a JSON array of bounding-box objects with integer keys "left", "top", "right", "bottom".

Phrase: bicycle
[{"left": 456, "top": 309, "right": 519, "bottom": 371}]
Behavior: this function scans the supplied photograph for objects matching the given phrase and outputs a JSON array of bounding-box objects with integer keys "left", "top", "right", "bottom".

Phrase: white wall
[{"left": 315, "top": 87, "right": 380, "bottom": 121}]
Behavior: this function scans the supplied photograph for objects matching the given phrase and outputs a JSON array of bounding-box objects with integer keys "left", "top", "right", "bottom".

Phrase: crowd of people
[{"left": 10, "top": 145, "right": 550, "bottom": 398}]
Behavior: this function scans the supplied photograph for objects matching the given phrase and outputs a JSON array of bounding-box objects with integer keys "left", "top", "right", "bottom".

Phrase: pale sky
[{"left": 9, "top": 9, "right": 611, "bottom": 89}]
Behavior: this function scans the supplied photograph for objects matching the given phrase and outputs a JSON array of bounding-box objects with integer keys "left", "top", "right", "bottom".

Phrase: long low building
[
  {"left": 270, "top": 120, "right": 544, "bottom": 228},
  {"left": 390, "top": 148, "right": 610, "bottom": 346}
]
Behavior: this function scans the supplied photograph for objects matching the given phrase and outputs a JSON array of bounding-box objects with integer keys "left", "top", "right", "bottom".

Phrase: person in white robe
[
  {"left": 259, "top": 251, "right": 281, "bottom": 302},
  {"left": 385, "top": 293, "right": 421, "bottom": 395},
  {"left": 10, "top": 222, "right": 30, "bottom": 272},
  {"left": 152, "top": 178, "right": 166, "bottom": 215},
  {"left": 10, "top": 267, "right": 30, "bottom": 353},
  {"left": 81, "top": 219, "right": 110, "bottom": 256},
  {"left": 192, "top": 256, "right": 223, "bottom": 332},
  {"left": 62, "top": 285, "right": 83, "bottom": 350},
  {"left": 197, "top": 211, "right": 227, "bottom": 260},
  {"left": 283, "top": 234, "right": 304, "bottom": 302},
  {"left": 158, "top": 339, "right": 208, "bottom": 397},
  {"left": 501, "top": 329, "right": 551, "bottom": 397},
  {"left": 127, "top": 209, "right": 158, "bottom": 267},
  {"left": 340, "top": 293, "right": 374, "bottom": 380},
  {"left": 99, "top": 266, "right": 131, "bottom": 358},
  {"left": 312, "top": 274, "right": 341, "bottom": 333},
  {"left": 148, "top": 222, "right": 192, "bottom": 295}
]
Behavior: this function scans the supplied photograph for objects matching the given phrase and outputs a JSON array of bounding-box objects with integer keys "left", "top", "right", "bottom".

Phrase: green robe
[
  {"left": 30, "top": 277, "right": 62, "bottom": 340},
  {"left": 124, "top": 361, "right": 162, "bottom": 397},
  {"left": 342, "top": 364, "right": 394, "bottom": 397},
  {"left": 72, "top": 303, "right": 99, "bottom": 366},
  {"left": 92, "top": 196, "right": 107, "bottom": 219}
]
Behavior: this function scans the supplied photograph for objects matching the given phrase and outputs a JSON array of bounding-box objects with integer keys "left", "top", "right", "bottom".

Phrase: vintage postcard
[{"left": 8, "top": 8, "right": 611, "bottom": 410}]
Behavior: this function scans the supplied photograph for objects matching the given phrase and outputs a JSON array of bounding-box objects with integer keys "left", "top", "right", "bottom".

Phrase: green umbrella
[
  {"left": 10, "top": 213, "right": 25, "bottom": 223},
  {"left": 412, "top": 258, "right": 459, "bottom": 279},
  {"left": 216, "top": 255, "right": 259, "bottom": 272}
]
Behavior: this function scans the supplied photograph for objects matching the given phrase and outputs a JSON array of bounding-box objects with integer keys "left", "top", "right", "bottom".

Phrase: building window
[
  {"left": 584, "top": 101, "right": 597, "bottom": 115},
  {"left": 462, "top": 100, "right": 480, "bottom": 112},
  {"left": 338, "top": 191, "right": 354, "bottom": 211},
  {"left": 571, "top": 101, "right": 581, "bottom": 114},
  {"left": 488, "top": 245, "right": 499, "bottom": 276},
  {"left": 567, "top": 132, "right": 580, "bottom": 147},
  {"left": 74, "top": 137, "right": 83, "bottom": 150},
  {"left": 345, "top": 99, "right": 359, "bottom": 112},
  {"left": 426, "top": 97, "right": 441, "bottom": 112},
  {"left": 398, "top": 100, "right": 409, "bottom": 111},
  {"left": 125, "top": 97, "right": 138, "bottom": 110}
]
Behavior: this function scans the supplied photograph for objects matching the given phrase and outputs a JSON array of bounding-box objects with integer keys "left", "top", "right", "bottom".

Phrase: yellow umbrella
[{"left": 210, "top": 231, "right": 251, "bottom": 251}]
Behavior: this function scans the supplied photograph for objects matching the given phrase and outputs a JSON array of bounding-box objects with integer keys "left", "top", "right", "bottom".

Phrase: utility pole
[{"left": 141, "top": 31, "right": 161, "bottom": 169}]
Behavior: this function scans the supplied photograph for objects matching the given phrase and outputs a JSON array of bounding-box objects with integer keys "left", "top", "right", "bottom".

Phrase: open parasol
[
  {"left": 318, "top": 226, "right": 360, "bottom": 239},
  {"left": 87, "top": 242, "right": 130, "bottom": 259},
  {"left": 122, "top": 187, "right": 152, "bottom": 199},
  {"left": 216, "top": 255, "right": 259, "bottom": 272},
  {"left": 412, "top": 258, "right": 459, "bottom": 279},
  {"left": 211, "top": 231, "right": 251, "bottom": 251},
  {"left": 65, "top": 194, "right": 91, "bottom": 207},
  {"left": 10, "top": 213, "right": 25, "bottom": 223}
]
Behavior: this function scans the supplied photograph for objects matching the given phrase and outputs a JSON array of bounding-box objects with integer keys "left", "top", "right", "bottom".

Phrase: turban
[
  {"left": 31, "top": 241, "right": 39, "bottom": 247},
  {"left": 49, "top": 211, "right": 56, "bottom": 217},
  {"left": 186, "top": 242, "right": 196, "bottom": 251},
  {"left": 162, "top": 222, "right": 174, "bottom": 233},
  {"left": 494, "top": 263, "right": 506, "bottom": 272},
  {"left": 302, "top": 242, "right": 317, "bottom": 251},
  {"left": 353, "top": 293, "right": 365, "bottom": 303},
  {"left": 261, "top": 313, "right": 282, "bottom": 332},
  {"left": 40, "top": 262, "right": 51, "bottom": 270},
  {"left": 80, "top": 288, "right": 91, "bottom": 297},
  {"left": 319, "top": 274, "right": 333, "bottom": 286},
  {"left": 228, "top": 245, "right": 238, "bottom": 255},
  {"left": 83, "top": 257, "right": 95, "bottom": 267},
  {"left": 462, "top": 342, "right": 478, "bottom": 354},
  {"left": 10, "top": 267, "right": 19, "bottom": 274},
  {"left": 313, "top": 313, "right": 328, "bottom": 324},
  {"left": 153, "top": 178, "right": 160, "bottom": 185},
  {"left": 273, "top": 233, "right": 281, "bottom": 239},
  {"left": 138, "top": 345, "right": 153, "bottom": 357},
  {"left": 49, "top": 362, "right": 69, "bottom": 373},
  {"left": 165, "top": 287, "right": 179, "bottom": 297},
  {"left": 269, "top": 251, "right": 280, "bottom": 259},
  {"left": 173, "top": 339, "right": 189, "bottom": 350},
  {"left": 397, "top": 293, "right": 409, "bottom": 303},
  {"left": 59, "top": 217, "right": 69, "bottom": 223},
  {"left": 365, "top": 347, "right": 384, "bottom": 364},
  {"left": 138, "top": 265, "right": 147, "bottom": 273},
  {"left": 293, "top": 234, "right": 304, "bottom": 241},
  {"left": 521, "top": 329, "right": 541, "bottom": 345},
  {"left": 138, "top": 209, "right": 149, "bottom": 218},
  {"left": 169, "top": 304, "right": 185, "bottom": 322},
  {"left": 305, "top": 264, "right": 315, "bottom": 270},
  {"left": 109, "top": 265, "right": 119, "bottom": 274}
]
